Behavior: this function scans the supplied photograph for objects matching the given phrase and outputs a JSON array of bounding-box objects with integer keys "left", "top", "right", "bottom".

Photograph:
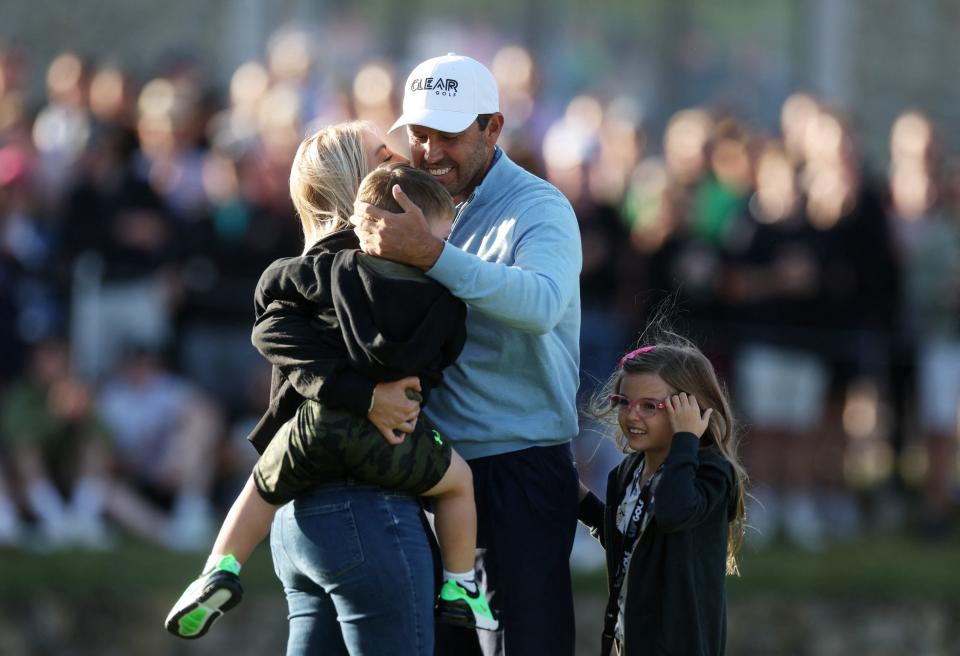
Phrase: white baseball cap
[{"left": 389, "top": 53, "right": 500, "bottom": 134}]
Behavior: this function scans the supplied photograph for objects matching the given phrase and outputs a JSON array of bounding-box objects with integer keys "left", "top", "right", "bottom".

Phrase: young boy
[{"left": 165, "top": 162, "right": 497, "bottom": 638}]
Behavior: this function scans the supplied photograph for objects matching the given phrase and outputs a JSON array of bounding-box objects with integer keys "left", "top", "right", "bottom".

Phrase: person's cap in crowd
[{"left": 390, "top": 53, "right": 499, "bottom": 134}]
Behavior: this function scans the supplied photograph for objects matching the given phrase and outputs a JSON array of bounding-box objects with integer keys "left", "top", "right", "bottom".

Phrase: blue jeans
[{"left": 271, "top": 484, "right": 435, "bottom": 656}]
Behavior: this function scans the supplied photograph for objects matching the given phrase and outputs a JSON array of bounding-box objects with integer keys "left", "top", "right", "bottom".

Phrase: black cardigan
[
  {"left": 579, "top": 433, "right": 736, "bottom": 656},
  {"left": 245, "top": 230, "right": 466, "bottom": 454}
]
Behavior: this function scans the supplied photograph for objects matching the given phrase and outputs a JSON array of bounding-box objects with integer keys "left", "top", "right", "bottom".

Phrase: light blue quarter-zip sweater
[{"left": 424, "top": 148, "right": 582, "bottom": 459}]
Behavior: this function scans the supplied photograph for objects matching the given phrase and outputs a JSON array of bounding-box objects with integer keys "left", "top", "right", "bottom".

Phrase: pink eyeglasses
[{"left": 608, "top": 395, "right": 666, "bottom": 417}]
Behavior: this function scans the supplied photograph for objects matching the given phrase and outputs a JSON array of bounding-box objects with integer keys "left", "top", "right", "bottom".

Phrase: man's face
[{"left": 407, "top": 117, "right": 500, "bottom": 203}]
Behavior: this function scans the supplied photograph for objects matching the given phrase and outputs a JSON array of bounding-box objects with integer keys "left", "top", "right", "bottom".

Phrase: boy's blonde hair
[
  {"left": 289, "top": 120, "right": 373, "bottom": 252},
  {"left": 356, "top": 162, "right": 455, "bottom": 225},
  {"left": 589, "top": 327, "right": 748, "bottom": 575}
]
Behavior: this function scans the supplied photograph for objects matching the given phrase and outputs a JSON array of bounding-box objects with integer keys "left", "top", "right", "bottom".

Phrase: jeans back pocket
[{"left": 287, "top": 501, "right": 365, "bottom": 580}]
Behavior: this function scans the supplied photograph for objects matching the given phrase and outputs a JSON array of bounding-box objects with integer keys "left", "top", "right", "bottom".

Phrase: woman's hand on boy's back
[
  {"left": 665, "top": 393, "right": 712, "bottom": 439},
  {"left": 368, "top": 377, "right": 422, "bottom": 445}
]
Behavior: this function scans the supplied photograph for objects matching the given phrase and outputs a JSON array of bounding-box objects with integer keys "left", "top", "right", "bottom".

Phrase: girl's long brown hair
[{"left": 589, "top": 326, "right": 748, "bottom": 575}]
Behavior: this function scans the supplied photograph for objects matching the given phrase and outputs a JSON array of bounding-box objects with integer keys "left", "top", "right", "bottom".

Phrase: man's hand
[
  {"left": 368, "top": 376, "right": 422, "bottom": 445},
  {"left": 351, "top": 185, "right": 445, "bottom": 270},
  {"left": 665, "top": 392, "right": 713, "bottom": 438}
]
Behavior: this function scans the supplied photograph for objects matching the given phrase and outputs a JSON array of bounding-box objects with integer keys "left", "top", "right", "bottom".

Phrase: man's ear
[{"left": 484, "top": 112, "right": 505, "bottom": 146}]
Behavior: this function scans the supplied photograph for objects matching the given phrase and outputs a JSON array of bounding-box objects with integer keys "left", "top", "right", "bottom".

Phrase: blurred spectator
[
  {"left": 0, "top": 338, "right": 170, "bottom": 549},
  {"left": 31, "top": 53, "right": 93, "bottom": 215},
  {"left": 780, "top": 91, "right": 820, "bottom": 169},
  {"left": 206, "top": 61, "right": 271, "bottom": 162},
  {"left": 97, "top": 344, "right": 224, "bottom": 550},
  {"left": 691, "top": 116, "right": 753, "bottom": 248},
  {"left": 544, "top": 95, "right": 631, "bottom": 502},
  {"left": 0, "top": 145, "right": 32, "bottom": 380},
  {"left": 67, "top": 172, "right": 181, "bottom": 381},
  {"left": 176, "top": 144, "right": 288, "bottom": 413},
  {"left": 889, "top": 111, "right": 960, "bottom": 537},
  {"left": 0, "top": 45, "right": 28, "bottom": 141},
  {"left": 723, "top": 138, "right": 833, "bottom": 550},
  {"left": 491, "top": 44, "right": 548, "bottom": 173},
  {"left": 800, "top": 108, "right": 899, "bottom": 540},
  {"left": 135, "top": 76, "right": 209, "bottom": 221}
]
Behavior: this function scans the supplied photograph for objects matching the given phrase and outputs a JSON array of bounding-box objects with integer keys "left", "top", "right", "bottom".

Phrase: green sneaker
[
  {"left": 165, "top": 555, "right": 243, "bottom": 639},
  {"left": 436, "top": 579, "right": 499, "bottom": 631}
]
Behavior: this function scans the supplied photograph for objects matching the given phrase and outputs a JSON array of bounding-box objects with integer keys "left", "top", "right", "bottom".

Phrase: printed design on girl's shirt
[{"left": 607, "top": 461, "right": 663, "bottom": 643}]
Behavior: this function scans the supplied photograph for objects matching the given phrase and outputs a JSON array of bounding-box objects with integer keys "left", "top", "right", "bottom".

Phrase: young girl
[
  {"left": 165, "top": 125, "right": 496, "bottom": 643},
  {"left": 577, "top": 333, "right": 747, "bottom": 656}
]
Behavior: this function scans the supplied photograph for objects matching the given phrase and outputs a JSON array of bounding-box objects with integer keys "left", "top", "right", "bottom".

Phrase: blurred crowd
[{"left": 0, "top": 31, "right": 957, "bottom": 556}]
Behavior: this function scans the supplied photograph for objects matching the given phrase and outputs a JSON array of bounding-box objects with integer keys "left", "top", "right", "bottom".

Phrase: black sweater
[
  {"left": 579, "top": 433, "right": 736, "bottom": 656},
  {"left": 245, "top": 230, "right": 467, "bottom": 454}
]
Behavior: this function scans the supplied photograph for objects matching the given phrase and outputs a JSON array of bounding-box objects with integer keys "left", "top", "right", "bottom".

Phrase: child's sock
[
  {"left": 204, "top": 552, "right": 242, "bottom": 575},
  {"left": 443, "top": 568, "right": 477, "bottom": 594}
]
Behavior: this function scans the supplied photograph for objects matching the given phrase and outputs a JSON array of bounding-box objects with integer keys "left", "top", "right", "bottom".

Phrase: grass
[
  {"left": 726, "top": 536, "right": 960, "bottom": 601},
  {"left": 3, "top": 534, "right": 959, "bottom": 601},
  {"left": 573, "top": 534, "right": 960, "bottom": 601},
  {"left": 0, "top": 540, "right": 281, "bottom": 596}
]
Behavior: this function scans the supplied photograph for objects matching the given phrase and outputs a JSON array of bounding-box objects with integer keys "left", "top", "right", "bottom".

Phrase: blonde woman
[{"left": 167, "top": 122, "right": 463, "bottom": 655}]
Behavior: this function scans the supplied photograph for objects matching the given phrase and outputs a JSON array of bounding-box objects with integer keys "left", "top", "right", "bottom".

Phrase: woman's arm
[
  {"left": 253, "top": 252, "right": 422, "bottom": 442},
  {"left": 253, "top": 299, "right": 421, "bottom": 443}
]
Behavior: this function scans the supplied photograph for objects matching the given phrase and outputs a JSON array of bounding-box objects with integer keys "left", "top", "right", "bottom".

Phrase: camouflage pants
[{"left": 253, "top": 399, "right": 453, "bottom": 505}]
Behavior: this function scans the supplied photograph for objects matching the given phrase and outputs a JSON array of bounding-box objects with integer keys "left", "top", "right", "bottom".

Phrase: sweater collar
[{"left": 460, "top": 146, "right": 507, "bottom": 209}]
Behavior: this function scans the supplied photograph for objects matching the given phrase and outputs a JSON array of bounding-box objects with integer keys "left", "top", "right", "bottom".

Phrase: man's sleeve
[{"left": 426, "top": 197, "right": 581, "bottom": 335}]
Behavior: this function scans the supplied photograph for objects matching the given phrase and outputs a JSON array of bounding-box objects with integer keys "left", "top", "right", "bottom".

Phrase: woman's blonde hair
[
  {"left": 588, "top": 323, "right": 748, "bottom": 575},
  {"left": 289, "top": 120, "right": 375, "bottom": 251}
]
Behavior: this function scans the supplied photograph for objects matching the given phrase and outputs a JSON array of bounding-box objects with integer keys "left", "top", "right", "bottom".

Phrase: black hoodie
[{"left": 246, "top": 230, "right": 466, "bottom": 454}]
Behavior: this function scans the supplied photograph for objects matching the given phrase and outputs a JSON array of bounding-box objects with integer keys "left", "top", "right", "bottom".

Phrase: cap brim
[{"left": 389, "top": 109, "right": 478, "bottom": 134}]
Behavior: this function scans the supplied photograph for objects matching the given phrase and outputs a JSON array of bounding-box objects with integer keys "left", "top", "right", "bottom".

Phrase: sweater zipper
[{"left": 452, "top": 189, "right": 477, "bottom": 231}]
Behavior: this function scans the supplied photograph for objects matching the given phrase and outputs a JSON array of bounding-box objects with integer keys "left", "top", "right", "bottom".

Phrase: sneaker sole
[
  {"left": 165, "top": 580, "right": 242, "bottom": 639},
  {"left": 437, "top": 599, "right": 499, "bottom": 632}
]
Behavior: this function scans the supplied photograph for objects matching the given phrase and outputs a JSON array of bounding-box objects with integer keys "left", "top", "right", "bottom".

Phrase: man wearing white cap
[{"left": 353, "top": 54, "right": 581, "bottom": 655}]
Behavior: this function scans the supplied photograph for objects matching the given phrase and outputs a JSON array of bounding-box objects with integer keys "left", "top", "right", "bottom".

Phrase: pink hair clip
[{"left": 619, "top": 345, "right": 656, "bottom": 367}]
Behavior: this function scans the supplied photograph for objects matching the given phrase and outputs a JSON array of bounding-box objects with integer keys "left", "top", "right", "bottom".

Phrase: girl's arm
[
  {"left": 653, "top": 433, "right": 734, "bottom": 532},
  {"left": 577, "top": 483, "right": 607, "bottom": 549}
]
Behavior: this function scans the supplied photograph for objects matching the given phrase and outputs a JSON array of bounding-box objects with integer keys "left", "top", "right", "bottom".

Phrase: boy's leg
[
  {"left": 422, "top": 452, "right": 475, "bottom": 573},
  {"left": 165, "top": 476, "right": 277, "bottom": 639},
  {"left": 422, "top": 452, "right": 498, "bottom": 631},
  {"left": 211, "top": 475, "right": 278, "bottom": 564}
]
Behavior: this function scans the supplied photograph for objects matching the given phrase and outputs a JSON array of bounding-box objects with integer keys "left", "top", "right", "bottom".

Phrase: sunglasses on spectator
[{"left": 608, "top": 395, "right": 666, "bottom": 417}]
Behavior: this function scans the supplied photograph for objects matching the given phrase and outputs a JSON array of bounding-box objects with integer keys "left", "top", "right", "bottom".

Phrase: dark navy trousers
[{"left": 434, "top": 442, "right": 580, "bottom": 656}]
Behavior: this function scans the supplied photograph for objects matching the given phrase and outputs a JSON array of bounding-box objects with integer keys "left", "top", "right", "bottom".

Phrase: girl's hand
[
  {"left": 368, "top": 377, "right": 422, "bottom": 445},
  {"left": 665, "top": 392, "right": 713, "bottom": 439},
  {"left": 578, "top": 479, "right": 592, "bottom": 502}
]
